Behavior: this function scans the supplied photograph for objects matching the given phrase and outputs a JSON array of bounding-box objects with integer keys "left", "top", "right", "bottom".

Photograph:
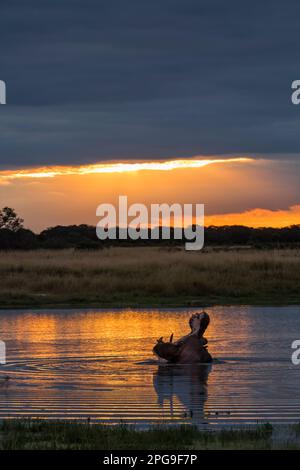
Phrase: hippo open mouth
[{"left": 153, "top": 311, "right": 212, "bottom": 364}]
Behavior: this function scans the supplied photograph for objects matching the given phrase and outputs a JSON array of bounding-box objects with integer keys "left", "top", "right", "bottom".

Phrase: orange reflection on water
[
  {"left": 3, "top": 307, "right": 256, "bottom": 364},
  {"left": 0, "top": 307, "right": 298, "bottom": 426}
]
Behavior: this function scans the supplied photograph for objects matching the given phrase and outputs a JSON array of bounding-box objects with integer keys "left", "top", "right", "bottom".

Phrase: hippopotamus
[{"left": 153, "top": 311, "right": 212, "bottom": 364}]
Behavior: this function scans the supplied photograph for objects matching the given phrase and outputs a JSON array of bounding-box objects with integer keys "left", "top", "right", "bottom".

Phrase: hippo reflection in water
[
  {"left": 153, "top": 364, "right": 211, "bottom": 425},
  {"left": 153, "top": 311, "right": 212, "bottom": 364}
]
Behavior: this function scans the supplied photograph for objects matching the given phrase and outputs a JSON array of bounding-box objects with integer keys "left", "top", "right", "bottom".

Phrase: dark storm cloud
[{"left": 1, "top": 0, "right": 300, "bottom": 167}]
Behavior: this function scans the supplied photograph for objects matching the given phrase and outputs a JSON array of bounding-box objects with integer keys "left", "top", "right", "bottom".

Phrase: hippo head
[
  {"left": 188, "top": 311, "right": 210, "bottom": 337},
  {"left": 153, "top": 311, "right": 212, "bottom": 364}
]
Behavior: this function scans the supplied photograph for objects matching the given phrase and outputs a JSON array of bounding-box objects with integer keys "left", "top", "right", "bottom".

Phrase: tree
[{"left": 0, "top": 207, "right": 24, "bottom": 232}]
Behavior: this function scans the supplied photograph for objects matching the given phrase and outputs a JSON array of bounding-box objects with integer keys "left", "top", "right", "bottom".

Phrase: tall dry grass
[{"left": 0, "top": 247, "right": 299, "bottom": 306}]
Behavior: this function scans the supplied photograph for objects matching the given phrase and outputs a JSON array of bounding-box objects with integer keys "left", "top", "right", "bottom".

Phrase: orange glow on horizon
[
  {"left": 205, "top": 205, "right": 300, "bottom": 228},
  {"left": 0, "top": 156, "right": 299, "bottom": 230}
]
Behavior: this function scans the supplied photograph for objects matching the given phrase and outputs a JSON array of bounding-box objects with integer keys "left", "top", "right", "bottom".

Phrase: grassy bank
[
  {"left": 1, "top": 420, "right": 300, "bottom": 450},
  {"left": 0, "top": 247, "right": 300, "bottom": 308}
]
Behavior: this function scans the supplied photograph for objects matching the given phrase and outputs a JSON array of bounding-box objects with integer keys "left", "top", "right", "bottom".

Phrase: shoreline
[{"left": 0, "top": 296, "right": 300, "bottom": 310}]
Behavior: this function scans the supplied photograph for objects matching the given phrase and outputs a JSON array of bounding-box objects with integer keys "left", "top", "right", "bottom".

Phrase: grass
[
  {"left": 0, "top": 420, "right": 288, "bottom": 450},
  {"left": 0, "top": 247, "right": 300, "bottom": 308}
]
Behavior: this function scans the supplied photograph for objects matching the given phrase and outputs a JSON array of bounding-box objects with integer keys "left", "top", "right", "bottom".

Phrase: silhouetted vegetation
[
  {"left": 39, "top": 224, "right": 101, "bottom": 250},
  {"left": 0, "top": 228, "right": 39, "bottom": 250},
  {"left": 0, "top": 207, "right": 299, "bottom": 250},
  {"left": 0, "top": 207, "right": 23, "bottom": 232}
]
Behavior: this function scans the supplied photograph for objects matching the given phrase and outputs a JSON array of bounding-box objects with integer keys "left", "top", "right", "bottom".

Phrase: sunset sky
[{"left": 0, "top": 1, "right": 300, "bottom": 231}]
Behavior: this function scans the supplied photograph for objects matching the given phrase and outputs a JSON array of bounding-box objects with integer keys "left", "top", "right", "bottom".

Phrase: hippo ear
[
  {"left": 169, "top": 333, "right": 174, "bottom": 343},
  {"left": 153, "top": 342, "right": 181, "bottom": 363},
  {"left": 157, "top": 336, "right": 164, "bottom": 343}
]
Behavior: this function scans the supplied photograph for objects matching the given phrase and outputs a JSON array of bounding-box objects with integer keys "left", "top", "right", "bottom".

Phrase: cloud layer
[{"left": 1, "top": 1, "right": 300, "bottom": 167}]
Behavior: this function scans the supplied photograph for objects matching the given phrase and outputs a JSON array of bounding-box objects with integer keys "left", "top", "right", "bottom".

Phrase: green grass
[
  {"left": 2, "top": 420, "right": 300, "bottom": 450},
  {"left": 0, "top": 420, "right": 287, "bottom": 450},
  {"left": 0, "top": 247, "right": 300, "bottom": 308}
]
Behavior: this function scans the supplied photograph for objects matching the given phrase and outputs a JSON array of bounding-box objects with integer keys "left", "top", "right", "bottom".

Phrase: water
[{"left": 0, "top": 306, "right": 300, "bottom": 428}]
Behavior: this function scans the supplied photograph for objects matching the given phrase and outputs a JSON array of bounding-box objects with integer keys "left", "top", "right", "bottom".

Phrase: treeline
[{"left": 0, "top": 224, "right": 300, "bottom": 250}]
